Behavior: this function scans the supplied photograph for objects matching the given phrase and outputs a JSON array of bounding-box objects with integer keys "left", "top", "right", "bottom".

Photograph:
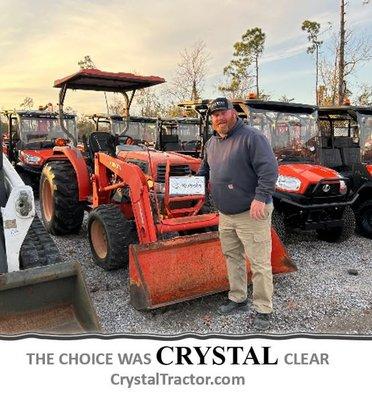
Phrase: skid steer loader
[
  {"left": 39, "top": 69, "right": 296, "bottom": 310},
  {"left": 0, "top": 132, "right": 100, "bottom": 334}
]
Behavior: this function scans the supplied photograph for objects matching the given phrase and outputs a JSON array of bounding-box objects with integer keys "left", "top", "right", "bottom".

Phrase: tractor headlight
[
  {"left": 276, "top": 175, "right": 301, "bottom": 192},
  {"left": 21, "top": 152, "right": 42, "bottom": 165},
  {"left": 337, "top": 173, "right": 347, "bottom": 194}
]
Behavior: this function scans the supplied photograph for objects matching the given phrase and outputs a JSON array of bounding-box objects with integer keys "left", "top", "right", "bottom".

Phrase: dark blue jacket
[{"left": 198, "top": 118, "right": 278, "bottom": 214}]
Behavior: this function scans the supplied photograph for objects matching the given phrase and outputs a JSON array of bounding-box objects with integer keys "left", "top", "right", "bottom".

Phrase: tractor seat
[{"left": 87, "top": 131, "right": 117, "bottom": 158}]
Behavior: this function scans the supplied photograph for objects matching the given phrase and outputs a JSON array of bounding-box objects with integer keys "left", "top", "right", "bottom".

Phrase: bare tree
[
  {"left": 19, "top": 97, "right": 34, "bottom": 110},
  {"left": 354, "top": 84, "right": 372, "bottom": 105},
  {"left": 168, "top": 40, "right": 210, "bottom": 102},
  {"left": 318, "top": 2, "right": 371, "bottom": 106},
  {"left": 78, "top": 55, "right": 96, "bottom": 69}
]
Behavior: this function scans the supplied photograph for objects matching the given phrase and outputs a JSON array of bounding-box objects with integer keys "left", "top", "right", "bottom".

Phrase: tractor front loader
[
  {"left": 0, "top": 133, "right": 99, "bottom": 334},
  {"left": 89, "top": 150, "right": 296, "bottom": 310},
  {"left": 39, "top": 69, "right": 296, "bottom": 311}
]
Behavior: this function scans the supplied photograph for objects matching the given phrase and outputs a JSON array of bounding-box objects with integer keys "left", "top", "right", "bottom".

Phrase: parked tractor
[
  {"left": 39, "top": 69, "right": 296, "bottom": 310},
  {"left": 318, "top": 105, "right": 372, "bottom": 237},
  {"left": 181, "top": 99, "right": 357, "bottom": 242},
  {"left": 90, "top": 114, "right": 202, "bottom": 156},
  {"left": 0, "top": 127, "right": 99, "bottom": 334},
  {"left": 1, "top": 109, "right": 77, "bottom": 192},
  {"left": 90, "top": 114, "right": 157, "bottom": 147},
  {"left": 156, "top": 118, "right": 202, "bottom": 157}
]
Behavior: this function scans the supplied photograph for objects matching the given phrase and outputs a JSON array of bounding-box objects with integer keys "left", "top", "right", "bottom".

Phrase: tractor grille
[
  {"left": 306, "top": 182, "right": 340, "bottom": 197},
  {"left": 156, "top": 164, "right": 191, "bottom": 183}
]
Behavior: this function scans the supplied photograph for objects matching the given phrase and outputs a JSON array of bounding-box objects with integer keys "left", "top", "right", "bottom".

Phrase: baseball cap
[{"left": 208, "top": 97, "right": 234, "bottom": 114}]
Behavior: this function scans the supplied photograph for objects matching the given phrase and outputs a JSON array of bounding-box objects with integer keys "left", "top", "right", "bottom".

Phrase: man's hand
[{"left": 250, "top": 200, "right": 266, "bottom": 220}]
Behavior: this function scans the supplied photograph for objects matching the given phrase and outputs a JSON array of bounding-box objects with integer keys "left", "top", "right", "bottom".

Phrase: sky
[{"left": 0, "top": 0, "right": 371, "bottom": 115}]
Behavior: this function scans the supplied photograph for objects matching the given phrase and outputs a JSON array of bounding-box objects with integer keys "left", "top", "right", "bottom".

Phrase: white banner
[{"left": 0, "top": 336, "right": 370, "bottom": 399}]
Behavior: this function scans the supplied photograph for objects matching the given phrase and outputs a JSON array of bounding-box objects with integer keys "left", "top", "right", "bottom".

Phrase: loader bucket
[
  {"left": 129, "top": 229, "right": 296, "bottom": 310},
  {"left": 0, "top": 262, "right": 100, "bottom": 334}
]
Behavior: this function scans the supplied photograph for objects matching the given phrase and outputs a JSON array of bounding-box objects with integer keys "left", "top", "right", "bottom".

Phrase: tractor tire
[
  {"left": 88, "top": 204, "right": 138, "bottom": 270},
  {"left": 40, "top": 161, "right": 85, "bottom": 235},
  {"left": 271, "top": 208, "right": 287, "bottom": 243},
  {"left": 316, "top": 206, "right": 355, "bottom": 242},
  {"left": 20, "top": 216, "right": 62, "bottom": 269}
]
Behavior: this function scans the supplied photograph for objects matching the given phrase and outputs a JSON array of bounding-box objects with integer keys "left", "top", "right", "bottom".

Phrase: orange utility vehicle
[
  {"left": 1, "top": 109, "right": 77, "bottom": 191},
  {"left": 181, "top": 99, "right": 357, "bottom": 242},
  {"left": 39, "top": 69, "right": 296, "bottom": 310},
  {"left": 318, "top": 105, "right": 372, "bottom": 237}
]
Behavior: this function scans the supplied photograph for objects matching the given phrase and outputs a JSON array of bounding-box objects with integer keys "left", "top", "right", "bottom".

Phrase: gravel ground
[{"left": 35, "top": 202, "right": 372, "bottom": 336}]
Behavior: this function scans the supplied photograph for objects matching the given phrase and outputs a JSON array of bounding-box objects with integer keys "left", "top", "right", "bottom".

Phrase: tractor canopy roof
[{"left": 54, "top": 69, "right": 165, "bottom": 92}]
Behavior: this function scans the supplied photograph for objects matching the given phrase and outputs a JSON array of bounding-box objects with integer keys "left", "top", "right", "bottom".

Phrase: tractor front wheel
[{"left": 88, "top": 204, "right": 138, "bottom": 270}]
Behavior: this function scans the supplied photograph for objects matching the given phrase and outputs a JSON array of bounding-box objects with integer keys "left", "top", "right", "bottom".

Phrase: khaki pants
[{"left": 218, "top": 204, "right": 274, "bottom": 313}]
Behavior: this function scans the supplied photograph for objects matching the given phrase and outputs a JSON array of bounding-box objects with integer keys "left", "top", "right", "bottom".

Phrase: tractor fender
[{"left": 52, "top": 146, "right": 90, "bottom": 201}]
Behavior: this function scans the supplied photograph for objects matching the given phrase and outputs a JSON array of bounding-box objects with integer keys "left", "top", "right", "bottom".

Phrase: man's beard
[{"left": 212, "top": 117, "right": 236, "bottom": 136}]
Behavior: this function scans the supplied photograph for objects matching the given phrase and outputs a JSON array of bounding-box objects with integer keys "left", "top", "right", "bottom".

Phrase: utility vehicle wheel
[
  {"left": 355, "top": 200, "right": 372, "bottom": 238},
  {"left": 271, "top": 208, "right": 287, "bottom": 242},
  {"left": 88, "top": 204, "right": 138, "bottom": 270},
  {"left": 20, "top": 216, "right": 62, "bottom": 269},
  {"left": 316, "top": 206, "right": 355, "bottom": 242},
  {"left": 40, "top": 161, "right": 84, "bottom": 235}
]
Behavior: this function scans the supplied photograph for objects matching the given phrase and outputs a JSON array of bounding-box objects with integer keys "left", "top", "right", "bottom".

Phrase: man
[{"left": 198, "top": 97, "right": 278, "bottom": 331}]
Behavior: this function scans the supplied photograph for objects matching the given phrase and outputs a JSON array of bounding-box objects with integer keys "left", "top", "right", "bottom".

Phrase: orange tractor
[{"left": 39, "top": 69, "right": 296, "bottom": 310}]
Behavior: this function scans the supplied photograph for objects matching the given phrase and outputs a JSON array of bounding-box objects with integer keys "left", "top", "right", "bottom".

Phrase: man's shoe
[
  {"left": 218, "top": 299, "right": 248, "bottom": 315},
  {"left": 253, "top": 312, "right": 271, "bottom": 331}
]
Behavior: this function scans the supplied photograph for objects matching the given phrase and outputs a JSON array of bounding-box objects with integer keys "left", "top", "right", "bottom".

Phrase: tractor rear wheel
[
  {"left": 316, "top": 206, "right": 355, "bottom": 242},
  {"left": 355, "top": 200, "right": 372, "bottom": 238},
  {"left": 40, "top": 161, "right": 85, "bottom": 235},
  {"left": 20, "top": 216, "right": 62, "bottom": 268},
  {"left": 88, "top": 204, "right": 138, "bottom": 270}
]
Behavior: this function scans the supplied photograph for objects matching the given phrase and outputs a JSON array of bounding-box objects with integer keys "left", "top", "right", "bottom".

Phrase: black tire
[
  {"left": 19, "top": 216, "right": 62, "bottom": 269},
  {"left": 271, "top": 208, "right": 287, "bottom": 242},
  {"left": 88, "top": 204, "right": 138, "bottom": 270},
  {"left": 40, "top": 161, "right": 85, "bottom": 235},
  {"left": 316, "top": 206, "right": 355, "bottom": 242},
  {"left": 355, "top": 200, "right": 372, "bottom": 238}
]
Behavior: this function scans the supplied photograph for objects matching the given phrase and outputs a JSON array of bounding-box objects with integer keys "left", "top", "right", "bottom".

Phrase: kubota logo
[
  {"left": 109, "top": 161, "right": 120, "bottom": 171},
  {"left": 322, "top": 184, "right": 331, "bottom": 193}
]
